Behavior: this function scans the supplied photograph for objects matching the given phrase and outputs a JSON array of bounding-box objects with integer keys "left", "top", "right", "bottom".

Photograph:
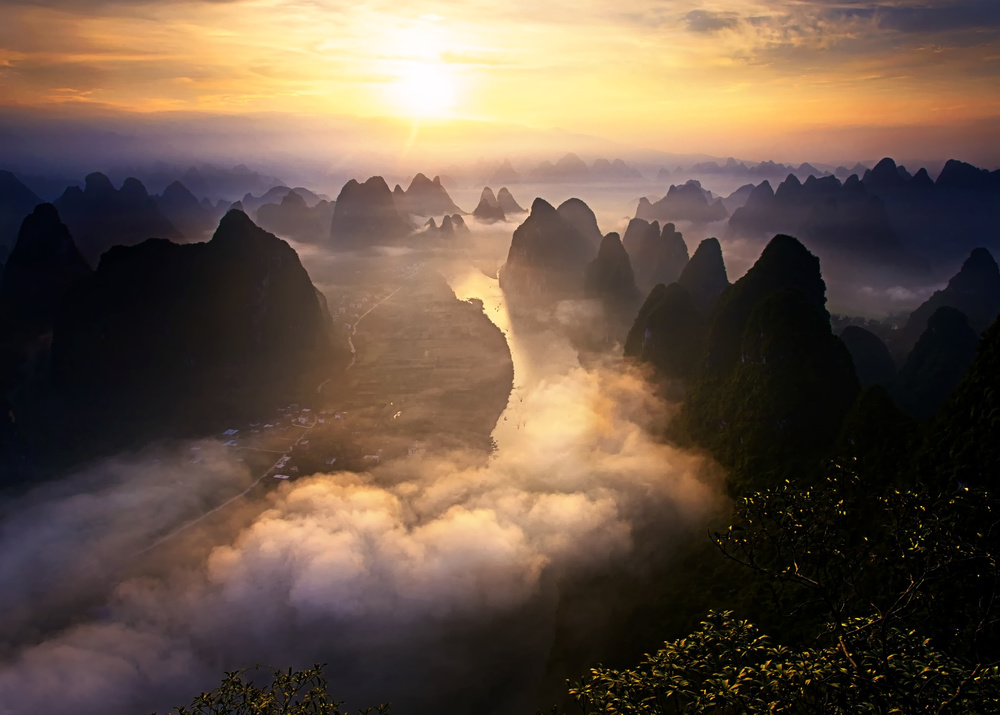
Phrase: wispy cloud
[{"left": 0, "top": 0, "right": 997, "bottom": 158}]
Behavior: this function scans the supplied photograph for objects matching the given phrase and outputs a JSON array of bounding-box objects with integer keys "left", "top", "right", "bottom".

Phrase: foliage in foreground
[
  {"left": 572, "top": 611, "right": 1000, "bottom": 714},
  {"left": 159, "top": 664, "right": 389, "bottom": 715},
  {"left": 571, "top": 467, "right": 1000, "bottom": 713}
]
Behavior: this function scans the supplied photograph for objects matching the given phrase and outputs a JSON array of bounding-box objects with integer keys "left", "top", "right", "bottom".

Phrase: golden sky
[{"left": 1, "top": 0, "right": 999, "bottom": 162}]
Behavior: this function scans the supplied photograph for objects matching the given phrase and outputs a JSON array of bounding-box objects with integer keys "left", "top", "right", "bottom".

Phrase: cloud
[
  {"left": 874, "top": 0, "right": 1000, "bottom": 34},
  {"left": 685, "top": 9, "right": 740, "bottom": 33},
  {"left": 0, "top": 441, "right": 252, "bottom": 652},
  {"left": 0, "top": 303, "right": 723, "bottom": 715}
]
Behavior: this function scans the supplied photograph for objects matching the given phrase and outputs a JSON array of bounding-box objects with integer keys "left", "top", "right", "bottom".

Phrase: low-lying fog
[
  {"left": 0, "top": 221, "right": 725, "bottom": 715},
  {"left": 0, "top": 168, "right": 964, "bottom": 712}
]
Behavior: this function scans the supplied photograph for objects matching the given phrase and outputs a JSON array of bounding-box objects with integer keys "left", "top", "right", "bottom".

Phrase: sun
[{"left": 388, "top": 61, "right": 458, "bottom": 119}]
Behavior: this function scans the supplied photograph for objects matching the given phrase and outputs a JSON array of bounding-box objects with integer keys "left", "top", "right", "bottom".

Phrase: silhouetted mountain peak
[
  {"left": 279, "top": 190, "right": 306, "bottom": 209},
  {"left": 0, "top": 171, "right": 40, "bottom": 205},
  {"left": 948, "top": 247, "right": 1000, "bottom": 296},
  {"left": 895, "top": 306, "right": 980, "bottom": 418},
  {"left": 212, "top": 208, "right": 256, "bottom": 244},
  {"left": 498, "top": 196, "right": 592, "bottom": 299},
  {"left": 746, "top": 180, "right": 774, "bottom": 204},
  {"left": 678, "top": 237, "right": 729, "bottom": 312},
  {"left": 637, "top": 180, "right": 727, "bottom": 223},
  {"left": 0, "top": 203, "right": 91, "bottom": 334},
  {"left": 8, "top": 203, "right": 85, "bottom": 266},
  {"left": 864, "top": 157, "right": 907, "bottom": 188},
  {"left": 894, "top": 246, "right": 1000, "bottom": 357},
  {"left": 584, "top": 231, "right": 640, "bottom": 308},
  {"left": 407, "top": 173, "right": 434, "bottom": 193},
  {"left": 473, "top": 187, "right": 505, "bottom": 222},
  {"left": 840, "top": 325, "right": 896, "bottom": 388},
  {"left": 120, "top": 177, "right": 149, "bottom": 202},
  {"left": 781, "top": 173, "right": 802, "bottom": 188},
  {"left": 51, "top": 211, "right": 337, "bottom": 436},
  {"left": 496, "top": 187, "right": 525, "bottom": 214},
  {"left": 163, "top": 181, "right": 198, "bottom": 203},
  {"left": 752, "top": 234, "right": 826, "bottom": 306},
  {"left": 480, "top": 187, "right": 499, "bottom": 207},
  {"left": 556, "top": 198, "right": 602, "bottom": 248},
  {"left": 0, "top": 170, "right": 43, "bottom": 256},
  {"left": 936, "top": 159, "right": 1000, "bottom": 190},
  {"left": 912, "top": 167, "right": 934, "bottom": 188},
  {"left": 83, "top": 172, "right": 115, "bottom": 197},
  {"left": 398, "top": 172, "right": 461, "bottom": 216},
  {"left": 556, "top": 153, "right": 588, "bottom": 173},
  {"left": 330, "top": 176, "right": 412, "bottom": 245}
]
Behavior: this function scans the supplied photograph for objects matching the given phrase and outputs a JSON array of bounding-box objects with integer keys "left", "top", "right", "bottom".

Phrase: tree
[
  {"left": 570, "top": 467, "right": 1000, "bottom": 713},
  {"left": 159, "top": 664, "right": 389, "bottom": 715}
]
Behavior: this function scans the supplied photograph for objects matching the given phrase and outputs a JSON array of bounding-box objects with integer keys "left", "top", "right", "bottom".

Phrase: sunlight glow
[{"left": 387, "top": 61, "right": 458, "bottom": 118}]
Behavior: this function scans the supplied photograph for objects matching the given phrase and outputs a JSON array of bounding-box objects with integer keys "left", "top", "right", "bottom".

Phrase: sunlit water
[{"left": 445, "top": 266, "right": 581, "bottom": 452}]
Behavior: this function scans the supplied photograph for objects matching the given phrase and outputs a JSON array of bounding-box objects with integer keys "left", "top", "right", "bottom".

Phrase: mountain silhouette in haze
[
  {"left": 728, "top": 173, "right": 900, "bottom": 261},
  {"left": 156, "top": 180, "right": 216, "bottom": 240},
  {"left": 684, "top": 157, "right": 838, "bottom": 183},
  {"left": 839, "top": 325, "right": 896, "bottom": 388},
  {"left": 257, "top": 190, "right": 336, "bottom": 243},
  {"left": 726, "top": 157, "right": 1000, "bottom": 274},
  {"left": 51, "top": 210, "right": 337, "bottom": 441},
  {"left": 720, "top": 183, "right": 756, "bottom": 214},
  {"left": 241, "top": 186, "right": 296, "bottom": 216},
  {"left": 621, "top": 218, "right": 658, "bottom": 262},
  {"left": 422, "top": 214, "right": 470, "bottom": 239},
  {"left": 896, "top": 247, "right": 1000, "bottom": 358},
  {"left": 624, "top": 282, "right": 705, "bottom": 382},
  {"left": 583, "top": 232, "right": 640, "bottom": 311},
  {"left": 53, "top": 173, "right": 182, "bottom": 265},
  {"left": 894, "top": 306, "right": 979, "bottom": 419},
  {"left": 394, "top": 173, "right": 462, "bottom": 216},
  {"left": 636, "top": 180, "right": 727, "bottom": 224},
  {"left": 590, "top": 158, "right": 644, "bottom": 181},
  {"left": 0, "top": 204, "right": 91, "bottom": 338},
  {"left": 489, "top": 159, "right": 521, "bottom": 185},
  {"left": 496, "top": 187, "right": 525, "bottom": 214},
  {"left": 924, "top": 313, "right": 1000, "bottom": 488},
  {"left": 677, "top": 235, "right": 859, "bottom": 485},
  {"left": 646, "top": 223, "right": 690, "bottom": 290},
  {"left": 677, "top": 237, "right": 729, "bottom": 313},
  {"left": 1, "top": 209, "right": 340, "bottom": 484},
  {"left": 529, "top": 153, "right": 590, "bottom": 182},
  {"left": 329, "top": 176, "right": 412, "bottom": 246},
  {"left": 702, "top": 234, "right": 829, "bottom": 374},
  {"left": 556, "top": 198, "right": 603, "bottom": 249},
  {"left": 178, "top": 164, "right": 285, "bottom": 203},
  {"left": 0, "top": 171, "right": 42, "bottom": 263},
  {"left": 499, "top": 197, "right": 595, "bottom": 301},
  {"left": 622, "top": 219, "right": 690, "bottom": 292},
  {"left": 473, "top": 187, "right": 505, "bottom": 223}
]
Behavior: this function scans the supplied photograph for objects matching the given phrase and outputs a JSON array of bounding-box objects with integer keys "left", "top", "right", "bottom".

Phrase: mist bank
[{"left": 0, "top": 242, "right": 724, "bottom": 714}]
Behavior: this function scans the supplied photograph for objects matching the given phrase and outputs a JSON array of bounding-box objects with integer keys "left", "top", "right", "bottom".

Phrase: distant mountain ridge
[
  {"left": 329, "top": 176, "right": 412, "bottom": 246},
  {"left": 636, "top": 180, "right": 728, "bottom": 224},
  {"left": 499, "top": 197, "right": 597, "bottom": 301},
  {"left": 394, "top": 173, "right": 463, "bottom": 216},
  {"left": 0, "top": 171, "right": 42, "bottom": 262},
  {"left": 53, "top": 173, "right": 182, "bottom": 265}
]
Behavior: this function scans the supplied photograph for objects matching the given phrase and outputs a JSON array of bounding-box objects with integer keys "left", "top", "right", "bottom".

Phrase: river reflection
[{"left": 445, "top": 265, "right": 583, "bottom": 451}]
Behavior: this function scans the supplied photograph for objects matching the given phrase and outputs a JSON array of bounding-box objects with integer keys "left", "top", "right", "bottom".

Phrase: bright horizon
[{"left": 1, "top": 1, "right": 999, "bottom": 166}]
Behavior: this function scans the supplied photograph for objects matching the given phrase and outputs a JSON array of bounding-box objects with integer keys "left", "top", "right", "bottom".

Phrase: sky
[{"left": 1, "top": 0, "right": 999, "bottom": 165}]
